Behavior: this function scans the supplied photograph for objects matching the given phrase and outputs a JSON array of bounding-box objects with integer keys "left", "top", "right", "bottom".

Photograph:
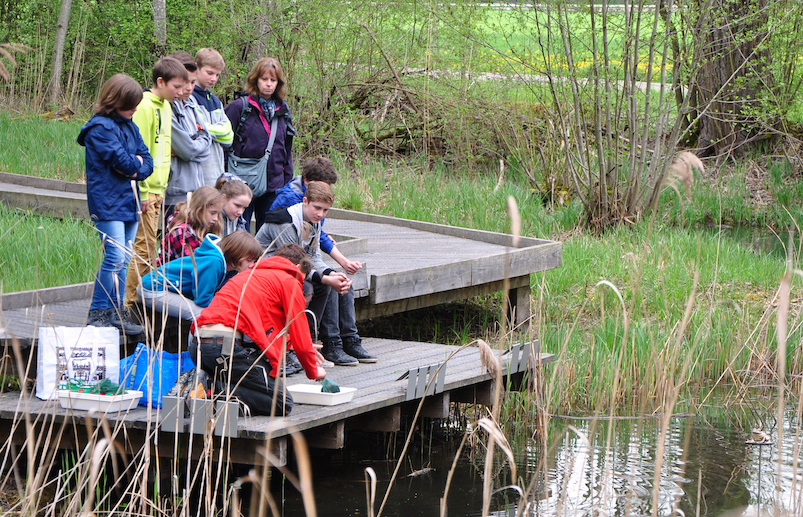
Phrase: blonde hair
[
  {"left": 195, "top": 48, "right": 225, "bottom": 70},
  {"left": 245, "top": 57, "right": 286, "bottom": 100},
  {"left": 215, "top": 174, "right": 253, "bottom": 201},
  {"left": 303, "top": 181, "right": 334, "bottom": 205},
  {"left": 169, "top": 186, "right": 224, "bottom": 238}
]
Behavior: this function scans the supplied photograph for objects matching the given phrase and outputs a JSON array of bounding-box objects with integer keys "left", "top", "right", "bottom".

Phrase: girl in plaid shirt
[{"left": 158, "top": 185, "right": 223, "bottom": 265}]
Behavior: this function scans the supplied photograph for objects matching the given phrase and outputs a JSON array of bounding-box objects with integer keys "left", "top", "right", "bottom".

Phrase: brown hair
[
  {"left": 94, "top": 74, "right": 143, "bottom": 116},
  {"left": 303, "top": 181, "right": 334, "bottom": 205},
  {"left": 245, "top": 57, "right": 286, "bottom": 100},
  {"left": 166, "top": 51, "right": 197, "bottom": 72},
  {"left": 215, "top": 174, "right": 253, "bottom": 201},
  {"left": 169, "top": 186, "right": 224, "bottom": 238},
  {"left": 302, "top": 156, "right": 338, "bottom": 184},
  {"left": 219, "top": 230, "right": 261, "bottom": 267},
  {"left": 195, "top": 48, "right": 225, "bottom": 70},
  {"left": 151, "top": 56, "right": 188, "bottom": 86},
  {"left": 274, "top": 243, "right": 312, "bottom": 277}
]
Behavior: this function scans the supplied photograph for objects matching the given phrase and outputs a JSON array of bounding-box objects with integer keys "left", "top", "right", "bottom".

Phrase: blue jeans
[
  {"left": 319, "top": 286, "right": 359, "bottom": 345},
  {"left": 90, "top": 220, "right": 138, "bottom": 311},
  {"left": 243, "top": 190, "right": 277, "bottom": 233}
]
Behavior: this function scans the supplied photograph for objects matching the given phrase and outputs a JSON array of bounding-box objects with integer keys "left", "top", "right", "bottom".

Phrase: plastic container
[
  {"left": 58, "top": 390, "right": 144, "bottom": 413},
  {"left": 287, "top": 384, "right": 356, "bottom": 405}
]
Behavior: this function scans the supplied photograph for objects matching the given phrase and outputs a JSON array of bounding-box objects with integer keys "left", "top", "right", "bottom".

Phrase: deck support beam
[
  {"left": 304, "top": 421, "right": 345, "bottom": 449},
  {"left": 347, "top": 406, "right": 401, "bottom": 433},
  {"left": 419, "top": 392, "right": 450, "bottom": 419},
  {"left": 507, "top": 275, "right": 531, "bottom": 328}
]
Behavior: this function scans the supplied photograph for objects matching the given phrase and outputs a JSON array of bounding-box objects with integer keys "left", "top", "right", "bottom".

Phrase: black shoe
[
  {"left": 285, "top": 350, "right": 304, "bottom": 375},
  {"left": 343, "top": 338, "right": 378, "bottom": 363},
  {"left": 276, "top": 350, "right": 303, "bottom": 376},
  {"left": 321, "top": 342, "right": 359, "bottom": 366},
  {"left": 107, "top": 307, "right": 144, "bottom": 335},
  {"left": 86, "top": 308, "right": 111, "bottom": 327}
]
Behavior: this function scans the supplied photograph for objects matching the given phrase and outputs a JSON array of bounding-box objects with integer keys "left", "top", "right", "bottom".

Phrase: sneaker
[
  {"left": 343, "top": 338, "right": 378, "bottom": 363},
  {"left": 321, "top": 342, "right": 359, "bottom": 366},
  {"left": 86, "top": 308, "right": 111, "bottom": 327},
  {"left": 285, "top": 350, "right": 304, "bottom": 375},
  {"left": 107, "top": 307, "right": 144, "bottom": 335}
]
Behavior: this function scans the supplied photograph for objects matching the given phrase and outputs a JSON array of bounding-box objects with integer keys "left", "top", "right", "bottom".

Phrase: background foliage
[{"left": 2, "top": 0, "right": 803, "bottom": 230}]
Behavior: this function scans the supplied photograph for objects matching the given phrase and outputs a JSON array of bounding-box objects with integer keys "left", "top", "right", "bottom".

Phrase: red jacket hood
[{"left": 254, "top": 255, "right": 305, "bottom": 281}]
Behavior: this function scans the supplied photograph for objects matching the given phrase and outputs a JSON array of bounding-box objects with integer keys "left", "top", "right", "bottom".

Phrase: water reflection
[{"left": 270, "top": 409, "right": 802, "bottom": 516}]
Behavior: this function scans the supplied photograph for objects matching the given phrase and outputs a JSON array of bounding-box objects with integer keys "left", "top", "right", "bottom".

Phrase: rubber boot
[
  {"left": 343, "top": 337, "right": 378, "bottom": 363},
  {"left": 321, "top": 341, "right": 359, "bottom": 366}
]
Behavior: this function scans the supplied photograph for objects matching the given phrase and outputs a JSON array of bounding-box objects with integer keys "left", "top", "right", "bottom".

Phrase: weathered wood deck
[
  {"left": 0, "top": 337, "right": 552, "bottom": 466},
  {"left": 1, "top": 207, "right": 561, "bottom": 346},
  {"left": 0, "top": 173, "right": 560, "bottom": 467}
]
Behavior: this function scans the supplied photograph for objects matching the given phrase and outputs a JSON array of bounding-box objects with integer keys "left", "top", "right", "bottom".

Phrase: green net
[{"left": 320, "top": 377, "right": 341, "bottom": 393}]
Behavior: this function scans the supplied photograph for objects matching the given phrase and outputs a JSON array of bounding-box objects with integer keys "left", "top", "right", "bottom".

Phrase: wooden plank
[
  {"left": 355, "top": 276, "right": 529, "bottom": 321},
  {"left": 0, "top": 172, "right": 86, "bottom": 193},
  {"left": 471, "top": 244, "right": 562, "bottom": 284},
  {"left": 328, "top": 208, "right": 555, "bottom": 248},
  {"left": 507, "top": 279, "right": 532, "bottom": 327},
  {"left": 0, "top": 283, "right": 92, "bottom": 311},
  {"left": 370, "top": 263, "right": 472, "bottom": 304},
  {"left": 419, "top": 393, "right": 450, "bottom": 419},
  {"left": 0, "top": 189, "right": 88, "bottom": 221},
  {"left": 303, "top": 421, "right": 344, "bottom": 449},
  {"left": 345, "top": 406, "right": 400, "bottom": 432},
  {"left": 452, "top": 381, "right": 494, "bottom": 406}
]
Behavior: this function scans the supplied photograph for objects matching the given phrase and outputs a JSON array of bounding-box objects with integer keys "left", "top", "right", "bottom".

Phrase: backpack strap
[{"left": 233, "top": 95, "right": 251, "bottom": 143}]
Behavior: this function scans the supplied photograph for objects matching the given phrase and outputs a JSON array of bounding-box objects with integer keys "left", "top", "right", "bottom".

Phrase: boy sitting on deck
[
  {"left": 255, "top": 181, "right": 377, "bottom": 366},
  {"left": 190, "top": 244, "right": 326, "bottom": 417}
]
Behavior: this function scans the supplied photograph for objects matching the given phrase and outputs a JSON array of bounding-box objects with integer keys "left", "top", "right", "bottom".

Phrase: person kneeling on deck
[
  {"left": 139, "top": 230, "right": 261, "bottom": 320},
  {"left": 189, "top": 244, "right": 326, "bottom": 416},
  {"left": 255, "top": 181, "right": 377, "bottom": 366}
]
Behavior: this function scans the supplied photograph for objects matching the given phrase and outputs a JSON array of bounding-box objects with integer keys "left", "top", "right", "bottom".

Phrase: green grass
[
  {"left": 0, "top": 113, "right": 87, "bottom": 182},
  {"left": 0, "top": 206, "right": 98, "bottom": 293},
  {"left": 1, "top": 120, "right": 801, "bottom": 412}
]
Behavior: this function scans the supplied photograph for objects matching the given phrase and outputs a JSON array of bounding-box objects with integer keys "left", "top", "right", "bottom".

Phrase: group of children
[{"left": 79, "top": 48, "right": 375, "bottom": 416}]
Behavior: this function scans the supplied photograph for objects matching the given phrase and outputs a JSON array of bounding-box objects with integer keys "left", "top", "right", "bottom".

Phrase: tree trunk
[
  {"left": 153, "top": 0, "right": 167, "bottom": 56},
  {"left": 693, "top": 0, "right": 777, "bottom": 157},
  {"left": 47, "top": 0, "right": 72, "bottom": 106}
]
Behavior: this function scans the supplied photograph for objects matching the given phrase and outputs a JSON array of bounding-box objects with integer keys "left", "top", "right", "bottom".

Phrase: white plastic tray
[
  {"left": 287, "top": 384, "right": 356, "bottom": 405},
  {"left": 58, "top": 390, "right": 143, "bottom": 413}
]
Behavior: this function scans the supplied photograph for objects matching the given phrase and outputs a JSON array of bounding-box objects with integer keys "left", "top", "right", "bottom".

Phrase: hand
[
  {"left": 314, "top": 350, "right": 325, "bottom": 365},
  {"left": 323, "top": 272, "right": 351, "bottom": 295},
  {"left": 137, "top": 155, "right": 144, "bottom": 165},
  {"left": 341, "top": 259, "right": 362, "bottom": 275},
  {"left": 141, "top": 199, "right": 150, "bottom": 214},
  {"left": 315, "top": 366, "right": 327, "bottom": 381}
]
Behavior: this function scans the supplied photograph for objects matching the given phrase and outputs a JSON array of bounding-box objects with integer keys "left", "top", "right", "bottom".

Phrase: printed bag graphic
[{"left": 36, "top": 326, "right": 120, "bottom": 400}]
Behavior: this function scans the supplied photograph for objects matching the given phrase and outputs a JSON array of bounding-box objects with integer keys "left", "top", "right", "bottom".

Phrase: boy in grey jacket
[
  {"left": 255, "top": 181, "right": 377, "bottom": 366},
  {"left": 164, "top": 52, "right": 212, "bottom": 219}
]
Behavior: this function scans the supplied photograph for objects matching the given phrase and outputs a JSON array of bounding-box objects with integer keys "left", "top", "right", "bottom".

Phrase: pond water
[{"left": 269, "top": 403, "right": 802, "bottom": 516}]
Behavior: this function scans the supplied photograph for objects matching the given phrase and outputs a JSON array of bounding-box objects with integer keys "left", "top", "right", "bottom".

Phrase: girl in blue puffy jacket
[{"left": 77, "top": 74, "right": 154, "bottom": 335}]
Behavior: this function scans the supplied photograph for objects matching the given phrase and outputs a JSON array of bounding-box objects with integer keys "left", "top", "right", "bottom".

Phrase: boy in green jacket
[{"left": 124, "top": 56, "right": 188, "bottom": 309}]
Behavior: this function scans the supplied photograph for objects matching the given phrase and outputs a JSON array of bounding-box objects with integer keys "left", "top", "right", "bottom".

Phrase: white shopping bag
[{"left": 36, "top": 326, "right": 120, "bottom": 400}]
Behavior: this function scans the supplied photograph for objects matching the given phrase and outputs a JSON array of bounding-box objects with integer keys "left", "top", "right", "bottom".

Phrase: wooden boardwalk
[
  {"left": 0, "top": 337, "right": 553, "bottom": 466},
  {"left": 0, "top": 173, "right": 560, "bottom": 466}
]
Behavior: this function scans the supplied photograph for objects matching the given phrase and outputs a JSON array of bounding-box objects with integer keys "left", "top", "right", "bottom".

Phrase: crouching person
[{"left": 189, "top": 244, "right": 326, "bottom": 416}]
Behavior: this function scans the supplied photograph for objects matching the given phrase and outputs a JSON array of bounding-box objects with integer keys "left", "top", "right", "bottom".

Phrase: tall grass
[
  {"left": 0, "top": 112, "right": 86, "bottom": 182},
  {"left": 0, "top": 206, "right": 97, "bottom": 293}
]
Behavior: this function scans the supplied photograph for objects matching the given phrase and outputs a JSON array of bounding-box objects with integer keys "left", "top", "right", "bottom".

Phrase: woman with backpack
[{"left": 224, "top": 57, "right": 295, "bottom": 232}]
